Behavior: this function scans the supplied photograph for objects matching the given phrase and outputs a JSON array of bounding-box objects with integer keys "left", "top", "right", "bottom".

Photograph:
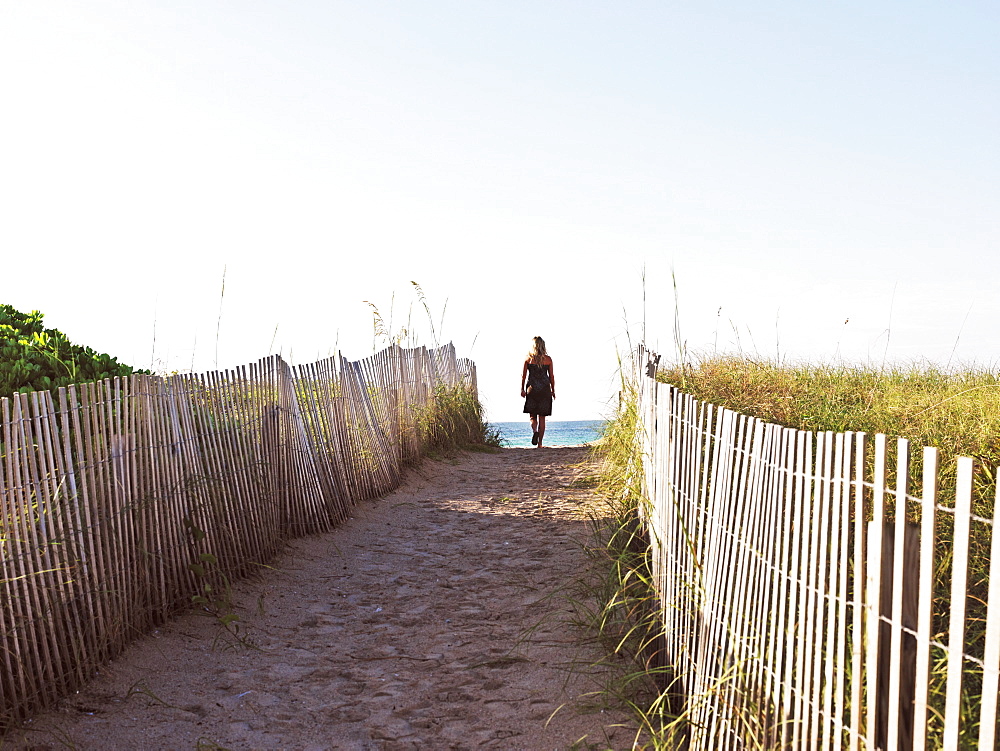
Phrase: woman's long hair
[{"left": 527, "top": 336, "right": 547, "bottom": 364}]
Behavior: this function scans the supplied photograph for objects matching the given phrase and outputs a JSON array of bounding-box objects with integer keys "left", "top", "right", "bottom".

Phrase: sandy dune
[{"left": 6, "top": 447, "right": 636, "bottom": 751}]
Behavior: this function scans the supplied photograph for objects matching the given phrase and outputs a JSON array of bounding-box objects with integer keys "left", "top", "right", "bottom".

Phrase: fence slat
[
  {"left": 821, "top": 432, "right": 845, "bottom": 751},
  {"left": 800, "top": 430, "right": 820, "bottom": 748},
  {"left": 865, "top": 433, "right": 888, "bottom": 749},
  {"left": 912, "top": 447, "right": 938, "bottom": 751},
  {"left": 771, "top": 427, "right": 796, "bottom": 750},
  {"left": 846, "top": 432, "right": 866, "bottom": 750},
  {"left": 756, "top": 424, "right": 782, "bottom": 741},
  {"left": 832, "top": 432, "right": 852, "bottom": 748},
  {"left": 788, "top": 430, "right": 811, "bottom": 749},
  {"left": 977, "top": 466, "right": 1000, "bottom": 749},
  {"left": 943, "top": 457, "right": 974, "bottom": 746},
  {"left": 766, "top": 424, "right": 787, "bottom": 738},
  {"left": 886, "top": 438, "right": 910, "bottom": 751}
]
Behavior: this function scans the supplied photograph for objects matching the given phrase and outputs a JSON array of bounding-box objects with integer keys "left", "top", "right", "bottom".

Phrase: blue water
[{"left": 490, "top": 420, "right": 605, "bottom": 448}]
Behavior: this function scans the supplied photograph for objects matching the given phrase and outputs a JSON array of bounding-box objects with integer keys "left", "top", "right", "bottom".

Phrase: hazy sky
[{"left": 2, "top": 2, "right": 997, "bottom": 421}]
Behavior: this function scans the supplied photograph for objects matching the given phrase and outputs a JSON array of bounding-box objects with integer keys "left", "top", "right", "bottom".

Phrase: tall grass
[
  {"left": 416, "top": 383, "right": 503, "bottom": 455},
  {"left": 658, "top": 354, "right": 1000, "bottom": 509},
  {"left": 585, "top": 369, "right": 689, "bottom": 748},
  {"left": 364, "top": 282, "right": 501, "bottom": 454}
]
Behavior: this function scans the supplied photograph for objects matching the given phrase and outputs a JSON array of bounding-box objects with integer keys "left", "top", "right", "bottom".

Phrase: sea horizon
[{"left": 489, "top": 419, "right": 605, "bottom": 448}]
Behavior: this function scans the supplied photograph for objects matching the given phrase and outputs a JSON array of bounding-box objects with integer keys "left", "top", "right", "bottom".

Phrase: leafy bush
[{"left": 0, "top": 304, "right": 148, "bottom": 399}]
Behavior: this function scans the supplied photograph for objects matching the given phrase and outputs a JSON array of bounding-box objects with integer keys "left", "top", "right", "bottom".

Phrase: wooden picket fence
[
  {"left": 0, "top": 342, "right": 477, "bottom": 726},
  {"left": 635, "top": 346, "right": 1000, "bottom": 750}
]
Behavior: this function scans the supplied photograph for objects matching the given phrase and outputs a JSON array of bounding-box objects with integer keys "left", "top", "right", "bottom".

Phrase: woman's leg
[
  {"left": 530, "top": 414, "right": 539, "bottom": 444},
  {"left": 537, "top": 415, "right": 546, "bottom": 447}
]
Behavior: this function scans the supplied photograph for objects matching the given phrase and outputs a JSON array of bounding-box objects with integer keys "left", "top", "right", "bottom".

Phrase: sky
[{"left": 1, "top": 2, "right": 997, "bottom": 422}]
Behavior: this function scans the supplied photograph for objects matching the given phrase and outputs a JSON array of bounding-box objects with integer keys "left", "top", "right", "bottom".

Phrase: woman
[{"left": 520, "top": 336, "right": 556, "bottom": 447}]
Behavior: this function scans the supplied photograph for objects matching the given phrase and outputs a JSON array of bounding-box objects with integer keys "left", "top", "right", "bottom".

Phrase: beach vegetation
[
  {"left": 657, "top": 354, "right": 1000, "bottom": 510},
  {"left": 0, "top": 304, "right": 148, "bottom": 399},
  {"left": 580, "top": 364, "right": 686, "bottom": 748},
  {"left": 416, "top": 383, "right": 503, "bottom": 456},
  {"left": 365, "top": 283, "right": 501, "bottom": 455}
]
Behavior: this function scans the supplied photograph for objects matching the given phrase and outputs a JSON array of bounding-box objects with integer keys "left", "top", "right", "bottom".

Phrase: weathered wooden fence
[
  {"left": 0, "top": 342, "right": 477, "bottom": 725},
  {"left": 635, "top": 346, "right": 1000, "bottom": 749}
]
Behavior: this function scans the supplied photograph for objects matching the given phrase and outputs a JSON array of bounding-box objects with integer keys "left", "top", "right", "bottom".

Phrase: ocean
[{"left": 490, "top": 420, "right": 605, "bottom": 448}]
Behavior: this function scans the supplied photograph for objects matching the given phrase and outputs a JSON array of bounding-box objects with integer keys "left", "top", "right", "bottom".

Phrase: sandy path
[{"left": 7, "top": 447, "right": 636, "bottom": 751}]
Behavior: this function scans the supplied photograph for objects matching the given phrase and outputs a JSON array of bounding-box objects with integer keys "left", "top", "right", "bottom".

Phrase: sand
[{"left": 5, "top": 447, "right": 637, "bottom": 751}]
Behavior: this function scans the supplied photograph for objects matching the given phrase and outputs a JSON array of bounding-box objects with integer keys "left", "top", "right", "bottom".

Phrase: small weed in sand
[
  {"left": 125, "top": 680, "right": 179, "bottom": 709},
  {"left": 185, "top": 536, "right": 259, "bottom": 652}
]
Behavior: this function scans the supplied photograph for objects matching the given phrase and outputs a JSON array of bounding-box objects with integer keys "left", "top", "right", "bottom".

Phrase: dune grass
[
  {"left": 417, "top": 383, "right": 503, "bottom": 455},
  {"left": 582, "top": 374, "right": 687, "bottom": 748},
  {"left": 660, "top": 354, "right": 1000, "bottom": 512}
]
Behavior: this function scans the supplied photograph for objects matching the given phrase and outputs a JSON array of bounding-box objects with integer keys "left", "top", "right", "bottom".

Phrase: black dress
[{"left": 523, "top": 361, "right": 553, "bottom": 416}]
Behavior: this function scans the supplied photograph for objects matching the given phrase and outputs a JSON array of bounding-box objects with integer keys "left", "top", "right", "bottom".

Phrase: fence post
[{"left": 866, "top": 520, "right": 920, "bottom": 750}]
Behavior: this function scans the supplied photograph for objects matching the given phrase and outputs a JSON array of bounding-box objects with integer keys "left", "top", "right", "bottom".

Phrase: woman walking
[{"left": 520, "top": 336, "right": 555, "bottom": 447}]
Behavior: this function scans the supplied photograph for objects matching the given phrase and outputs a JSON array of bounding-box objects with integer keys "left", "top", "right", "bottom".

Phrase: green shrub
[{"left": 0, "top": 304, "right": 149, "bottom": 399}]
